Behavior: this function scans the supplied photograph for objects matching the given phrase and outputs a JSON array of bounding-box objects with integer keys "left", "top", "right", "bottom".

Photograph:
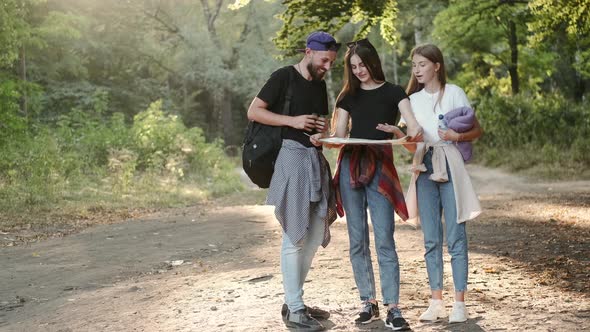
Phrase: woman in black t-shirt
[{"left": 328, "top": 38, "right": 422, "bottom": 330}]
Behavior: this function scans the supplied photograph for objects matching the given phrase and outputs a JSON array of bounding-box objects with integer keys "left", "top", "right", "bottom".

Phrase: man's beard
[{"left": 307, "top": 62, "right": 326, "bottom": 81}]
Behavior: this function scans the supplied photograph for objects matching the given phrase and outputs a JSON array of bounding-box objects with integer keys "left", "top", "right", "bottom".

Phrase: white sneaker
[
  {"left": 419, "top": 299, "right": 445, "bottom": 321},
  {"left": 449, "top": 302, "right": 469, "bottom": 323}
]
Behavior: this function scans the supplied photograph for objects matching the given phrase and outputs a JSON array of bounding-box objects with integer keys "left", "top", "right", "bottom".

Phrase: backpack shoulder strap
[{"left": 279, "top": 67, "right": 296, "bottom": 116}]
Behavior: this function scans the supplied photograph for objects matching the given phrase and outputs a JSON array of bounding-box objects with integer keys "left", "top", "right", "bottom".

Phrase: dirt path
[{"left": 1, "top": 165, "right": 589, "bottom": 331}]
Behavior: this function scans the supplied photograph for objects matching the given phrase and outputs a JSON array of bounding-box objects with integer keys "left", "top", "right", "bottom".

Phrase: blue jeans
[
  {"left": 416, "top": 150, "right": 468, "bottom": 292},
  {"left": 339, "top": 154, "right": 400, "bottom": 305},
  {"left": 281, "top": 213, "right": 325, "bottom": 313}
]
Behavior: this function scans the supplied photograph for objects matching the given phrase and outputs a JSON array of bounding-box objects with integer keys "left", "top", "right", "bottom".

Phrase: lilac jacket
[{"left": 444, "top": 106, "right": 476, "bottom": 162}]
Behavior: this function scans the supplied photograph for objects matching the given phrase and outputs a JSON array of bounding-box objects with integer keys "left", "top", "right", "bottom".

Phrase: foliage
[
  {"left": 0, "top": 78, "right": 25, "bottom": 141},
  {"left": 476, "top": 93, "right": 590, "bottom": 177},
  {"left": 529, "top": 0, "right": 590, "bottom": 42},
  {"left": 0, "top": 100, "right": 242, "bottom": 211},
  {"left": 0, "top": 0, "right": 42, "bottom": 67},
  {"left": 479, "top": 94, "right": 583, "bottom": 148},
  {"left": 132, "top": 100, "right": 186, "bottom": 172},
  {"left": 272, "top": 0, "right": 399, "bottom": 55},
  {"left": 2, "top": 0, "right": 590, "bottom": 216},
  {"left": 454, "top": 49, "right": 555, "bottom": 101},
  {"left": 432, "top": 0, "right": 531, "bottom": 95},
  {"left": 528, "top": 0, "right": 590, "bottom": 79}
]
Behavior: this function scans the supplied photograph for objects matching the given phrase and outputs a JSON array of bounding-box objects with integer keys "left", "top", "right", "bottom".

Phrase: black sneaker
[
  {"left": 283, "top": 308, "right": 325, "bottom": 331},
  {"left": 282, "top": 304, "right": 330, "bottom": 321},
  {"left": 282, "top": 304, "right": 289, "bottom": 323},
  {"left": 385, "top": 307, "right": 410, "bottom": 331},
  {"left": 355, "top": 301, "right": 379, "bottom": 324}
]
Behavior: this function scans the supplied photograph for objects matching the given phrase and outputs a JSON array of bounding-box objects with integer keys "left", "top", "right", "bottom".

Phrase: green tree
[
  {"left": 250, "top": 0, "right": 401, "bottom": 54},
  {"left": 139, "top": 0, "right": 283, "bottom": 144},
  {"left": 433, "top": 0, "right": 530, "bottom": 96},
  {"left": 528, "top": 0, "right": 590, "bottom": 100},
  {"left": 0, "top": 0, "right": 44, "bottom": 140},
  {"left": 391, "top": 0, "right": 448, "bottom": 84},
  {"left": 0, "top": 0, "right": 39, "bottom": 67},
  {"left": 264, "top": 0, "right": 449, "bottom": 60}
]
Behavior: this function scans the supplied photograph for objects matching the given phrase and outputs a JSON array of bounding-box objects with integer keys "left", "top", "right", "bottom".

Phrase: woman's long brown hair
[{"left": 331, "top": 39, "right": 386, "bottom": 134}]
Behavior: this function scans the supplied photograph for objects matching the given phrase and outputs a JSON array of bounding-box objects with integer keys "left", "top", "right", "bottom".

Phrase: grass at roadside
[
  {"left": 2, "top": 142, "right": 587, "bottom": 248},
  {"left": 0, "top": 172, "right": 244, "bottom": 246},
  {"left": 477, "top": 146, "right": 590, "bottom": 180}
]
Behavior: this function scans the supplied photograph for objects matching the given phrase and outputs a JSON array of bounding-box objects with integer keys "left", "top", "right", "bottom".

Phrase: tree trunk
[
  {"left": 413, "top": 9, "right": 424, "bottom": 45},
  {"left": 201, "top": 0, "right": 261, "bottom": 144},
  {"left": 508, "top": 20, "right": 519, "bottom": 95},
  {"left": 210, "top": 90, "right": 231, "bottom": 143},
  {"left": 200, "top": 0, "right": 223, "bottom": 48},
  {"left": 574, "top": 42, "right": 587, "bottom": 101},
  {"left": 325, "top": 71, "right": 336, "bottom": 112},
  {"left": 200, "top": 0, "right": 233, "bottom": 141},
  {"left": 392, "top": 46, "right": 399, "bottom": 85},
  {"left": 183, "top": 79, "right": 189, "bottom": 117},
  {"left": 220, "top": 89, "right": 233, "bottom": 143}
]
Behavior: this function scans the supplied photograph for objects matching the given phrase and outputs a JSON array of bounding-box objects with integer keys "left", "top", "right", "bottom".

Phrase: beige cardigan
[{"left": 405, "top": 142, "right": 482, "bottom": 227}]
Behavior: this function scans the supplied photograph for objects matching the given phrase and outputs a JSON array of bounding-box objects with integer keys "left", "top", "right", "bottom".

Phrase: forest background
[{"left": 1, "top": 0, "right": 589, "bottom": 226}]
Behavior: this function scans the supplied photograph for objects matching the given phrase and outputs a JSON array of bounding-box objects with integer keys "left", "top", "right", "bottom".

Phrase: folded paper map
[{"left": 319, "top": 136, "right": 413, "bottom": 145}]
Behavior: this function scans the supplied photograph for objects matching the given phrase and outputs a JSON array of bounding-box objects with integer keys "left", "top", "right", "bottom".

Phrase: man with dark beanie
[{"left": 247, "top": 31, "right": 340, "bottom": 331}]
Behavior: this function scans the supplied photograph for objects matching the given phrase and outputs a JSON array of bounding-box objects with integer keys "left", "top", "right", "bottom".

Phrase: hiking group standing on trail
[{"left": 246, "top": 30, "right": 482, "bottom": 331}]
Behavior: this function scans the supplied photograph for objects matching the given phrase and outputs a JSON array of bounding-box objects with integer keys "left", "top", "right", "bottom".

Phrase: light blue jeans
[
  {"left": 416, "top": 149, "right": 468, "bottom": 292},
  {"left": 339, "top": 155, "right": 400, "bottom": 305},
  {"left": 281, "top": 213, "right": 325, "bottom": 313}
]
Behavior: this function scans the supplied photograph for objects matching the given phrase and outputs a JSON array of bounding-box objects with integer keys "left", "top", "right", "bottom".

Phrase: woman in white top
[{"left": 378, "top": 44, "right": 483, "bottom": 324}]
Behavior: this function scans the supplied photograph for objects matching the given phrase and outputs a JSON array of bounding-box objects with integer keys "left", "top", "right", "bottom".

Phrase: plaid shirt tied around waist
[
  {"left": 266, "top": 139, "right": 337, "bottom": 248},
  {"left": 333, "top": 144, "right": 409, "bottom": 222}
]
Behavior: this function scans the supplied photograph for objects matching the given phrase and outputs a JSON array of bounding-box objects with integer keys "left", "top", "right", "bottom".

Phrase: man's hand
[
  {"left": 291, "top": 114, "right": 320, "bottom": 132},
  {"left": 313, "top": 116, "right": 328, "bottom": 133}
]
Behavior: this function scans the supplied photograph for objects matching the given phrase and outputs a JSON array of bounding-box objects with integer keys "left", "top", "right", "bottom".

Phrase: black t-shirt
[
  {"left": 257, "top": 66, "right": 329, "bottom": 148},
  {"left": 336, "top": 82, "right": 408, "bottom": 140}
]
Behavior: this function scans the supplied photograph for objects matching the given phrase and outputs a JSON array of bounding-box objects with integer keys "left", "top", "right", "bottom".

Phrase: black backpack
[{"left": 242, "top": 69, "right": 294, "bottom": 188}]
